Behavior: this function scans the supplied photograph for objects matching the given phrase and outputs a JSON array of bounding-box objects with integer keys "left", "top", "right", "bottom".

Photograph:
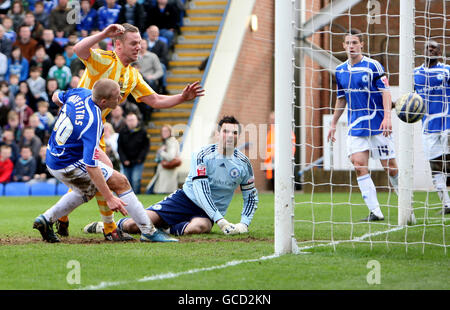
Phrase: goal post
[
  {"left": 398, "top": 0, "right": 415, "bottom": 226},
  {"left": 274, "top": 0, "right": 295, "bottom": 255}
]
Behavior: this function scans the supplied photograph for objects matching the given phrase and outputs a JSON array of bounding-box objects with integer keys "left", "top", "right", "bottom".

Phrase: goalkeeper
[
  {"left": 84, "top": 115, "right": 258, "bottom": 236},
  {"left": 414, "top": 40, "right": 450, "bottom": 215}
]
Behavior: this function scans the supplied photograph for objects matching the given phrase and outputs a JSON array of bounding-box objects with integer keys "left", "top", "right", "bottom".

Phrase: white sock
[
  {"left": 118, "top": 190, "right": 156, "bottom": 235},
  {"left": 432, "top": 173, "right": 450, "bottom": 208},
  {"left": 389, "top": 173, "right": 399, "bottom": 195},
  {"left": 43, "top": 191, "right": 86, "bottom": 223},
  {"left": 357, "top": 174, "right": 383, "bottom": 218}
]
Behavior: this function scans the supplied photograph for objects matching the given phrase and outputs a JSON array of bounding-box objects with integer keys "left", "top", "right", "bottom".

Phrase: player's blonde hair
[
  {"left": 115, "top": 23, "right": 139, "bottom": 44},
  {"left": 92, "top": 79, "right": 120, "bottom": 102}
]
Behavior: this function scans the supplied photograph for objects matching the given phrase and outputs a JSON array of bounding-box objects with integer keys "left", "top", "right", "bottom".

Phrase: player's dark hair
[
  {"left": 218, "top": 115, "right": 241, "bottom": 133},
  {"left": 345, "top": 28, "right": 364, "bottom": 43}
]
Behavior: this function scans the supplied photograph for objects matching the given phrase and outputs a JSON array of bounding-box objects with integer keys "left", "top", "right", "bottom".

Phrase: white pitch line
[{"left": 80, "top": 226, "right": 406, "bottom": 290}]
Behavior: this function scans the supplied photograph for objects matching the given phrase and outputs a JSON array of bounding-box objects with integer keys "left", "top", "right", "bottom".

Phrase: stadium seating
[
  {"left": 30, "top": 182, "right": 57, "bottom": 196},
  {"left": 4, "top": 182, "right": 31, "bottom": 196},
  {"left": 56, "top": 182, "right": 70, "bottom": 195}
]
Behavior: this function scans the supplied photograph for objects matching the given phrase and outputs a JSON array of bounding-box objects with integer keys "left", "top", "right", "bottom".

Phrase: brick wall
[{"left": 219, "top": 0, "right": 274, "bottom": 191}]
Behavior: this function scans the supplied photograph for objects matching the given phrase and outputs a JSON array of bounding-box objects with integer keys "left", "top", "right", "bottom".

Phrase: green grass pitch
[{"left": 0, "top": 192, "right": 448, "bottom": 290}]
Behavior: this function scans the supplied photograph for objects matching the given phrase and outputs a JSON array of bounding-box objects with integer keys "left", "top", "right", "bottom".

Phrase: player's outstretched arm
[{"left": 140, "top": 81, "right": 205, "bottom": 109}]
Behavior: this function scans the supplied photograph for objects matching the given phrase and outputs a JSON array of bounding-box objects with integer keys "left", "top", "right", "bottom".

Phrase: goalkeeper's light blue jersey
[
  {"left": 46, "top": 88, "right": 103, "bottom": 170},
  {"left": 336, "top": 56, "right": 390, "bottom": 136},
  {"left": 414, "top": 62, "right": 450, "bottom": 134},
  {"left": 182, "top": 144, "right": 258, "bottom": 226}
]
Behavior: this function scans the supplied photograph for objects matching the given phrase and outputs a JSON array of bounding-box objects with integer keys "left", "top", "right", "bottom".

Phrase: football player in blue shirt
[
  {"left": 86, "top": 115, "right": 259, "bottom": 236},
  {"left": 327, "top": 29, "right": 401, "bottom": 222},
  {"left": 414, "top": 40, "right": 450, "bottom": 215},
  {"left": 33, "top": 78, "right": 177, "bottom": 243}
]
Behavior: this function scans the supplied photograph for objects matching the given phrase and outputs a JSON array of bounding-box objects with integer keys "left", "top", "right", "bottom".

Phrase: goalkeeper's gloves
[
  {"left": 234, "top": 223, "right": 248, "bottom": 234},
  {"left": 216, "top": 219, "right": 237, "bottom": 235}
]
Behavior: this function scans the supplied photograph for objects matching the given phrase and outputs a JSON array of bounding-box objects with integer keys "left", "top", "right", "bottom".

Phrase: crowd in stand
[{"left": 0, "top": 0, "right": 186, "bottom": 189}]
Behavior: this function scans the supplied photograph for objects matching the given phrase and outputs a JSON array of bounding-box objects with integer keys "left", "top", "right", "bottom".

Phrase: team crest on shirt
[
  {"left": 229, "top": 167, "right": 240, "bottom": 178},
  {"left": 436, "top": 74, "right": 443, "bottom": 81},
  {"left": 197, "top": 164, "right": 207, "bottom": 176},
  {"left": 152, "top": 204, "right": 162, "bottom": 211}
]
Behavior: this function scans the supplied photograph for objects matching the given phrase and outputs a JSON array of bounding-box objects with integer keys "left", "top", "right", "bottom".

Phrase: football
[{"left": 395, "top": 92, "right": 425, "bottom": 123}]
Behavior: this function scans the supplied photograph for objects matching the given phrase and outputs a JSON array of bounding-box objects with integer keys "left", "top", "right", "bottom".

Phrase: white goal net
[{"left": 275, "top": 0, "right": 449, "bottom": 254}]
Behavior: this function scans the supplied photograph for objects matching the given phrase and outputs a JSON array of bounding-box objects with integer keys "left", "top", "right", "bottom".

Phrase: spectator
[
  {"left": 39, "top": 28, "right": 64, "bottom": 61},
  {"left": 0, "top": 51, "right": 7, "bottom": 81},
  {"left": 7, "top": 0, "right": 25, "bottom": 32},
  {"left": 12, "top": 145, "right": 36, "bottom": 182},
  {"left": 0, "top": 24, "right": 12, "bottom": 57},
  {"left": 24, "top": 11, "right": 45, "bottom": 41},
  {"left": 147, "top": 124, "right": 180, "bottom": 194},
  {"left": 45, "top": 77, "right": 60, "bottom": 115},
  {"left": 108, "top": 104, "right": 126, "bottom": 133},
  {"left": 8, "top": 74, "right": 19, "bottom": 96},
  {"left": 18, "top": 80, "right": 37, "bottom": 111},
  {"left": 68, "top": 75, "right": 80, "bottom": 89},
  {"left": 0, "top": 81, "right": 14, "bottom": 127},
  {"left": 33, "top": 100, "right": 54, "bottom": 138},
  {"left": 22, "top": 0, "right": 36, "bottom": 12},
  {"left": 29, "top": 144, "right": 57, "bottom": 184},
  {"left": 146, "top": 25, "right": 169, "bottom": 94},
  {"left": 27, "top": 66, "right": 49, "bottom": 104},
  {"left": 12, "top": 24, "right": 39, "bottom": 62},
  {"left": 29, "top": 45, "right": 52, "bottom": 79},
  {"left": 6, "top": 45, "right": 29, "bottom": 82},
  {"left": 33, "top": 1, "right": 50, "bottom": 28},
  {"left": 0, "top": 128, "right": 19, "bottom": 162},
  {"left": 48, "top": 54, "right": 71, "bottom": 90},
  {"left": 118, "top": 0, "right": 146, "bottom": 33},
  {"left": 77, "top": 0, "right": 98, "bottom": 35},
  {"left": 137, "top": 39, "right": 163, "bottom": 92},
  {"left": 19, "top": 126, "right": 42, "bottom": 158},
  {"left": 14, "top": 92, "right": 33, "bottom": 127},
  {"left": 1, "top": 16, "right": 16, "bottom": 43},
  {"left": 4, "top": 110, "right": 22, "bottom": 143},
  {"left": 28, "top": 113, "right": 46, "bottom": 143},
  {"left": 49, "top": 0, "right": 76, "bottom": 37},
  {"left": 117, "top": 112, "right": 150, "bottom": 194},
  {"left": 146, "top": 0, "right": 180, "bottom": 48},
  {"left": 63, "top": 42, "right": 77, "bottom": 67},
  {"left": 104, "top": 121, "right": 120, "bottom": 170},
  {"left": 0, "top": 144, "right": 13, "bottom": 183},
  {"left": 97, "top": 0, "right": 121, "bottom": 31}
]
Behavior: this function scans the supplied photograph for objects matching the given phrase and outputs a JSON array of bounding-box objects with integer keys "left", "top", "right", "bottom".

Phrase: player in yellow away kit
[{"left": 55, "top": 23, "right": 204, "bottom": 241}]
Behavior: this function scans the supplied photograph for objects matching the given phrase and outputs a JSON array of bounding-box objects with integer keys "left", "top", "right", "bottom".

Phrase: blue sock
[{"left": 170, "top": 221, "right": 189, "bottom": 236}]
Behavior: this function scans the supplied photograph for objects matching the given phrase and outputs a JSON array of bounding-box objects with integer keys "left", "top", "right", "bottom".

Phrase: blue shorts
[{"left": 147, "top": 189, "right": 212, "bottom": 228}]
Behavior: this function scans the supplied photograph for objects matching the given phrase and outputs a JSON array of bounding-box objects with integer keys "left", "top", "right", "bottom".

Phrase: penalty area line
[
  {"left": 79, "top": 253, "right": 280, "bottom": 290},
  {"left": 80, "top": 226, "right": 406, "bottom": 290}
]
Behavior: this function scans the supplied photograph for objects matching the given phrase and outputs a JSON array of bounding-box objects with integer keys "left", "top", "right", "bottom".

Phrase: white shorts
[
  {"left": 47, "top": 161, "right": 114, "bottom": 200},
  {"left": 347, "top": 134, "right": 396, "bottom": 160},
  {"left": 422, "top": 131, "right": 449, "bottom": 160}
]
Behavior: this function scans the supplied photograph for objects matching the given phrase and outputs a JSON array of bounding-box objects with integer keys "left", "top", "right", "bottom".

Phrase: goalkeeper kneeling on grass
[{"left": 84, "top": 115, "right": 258, "bottom": 236}]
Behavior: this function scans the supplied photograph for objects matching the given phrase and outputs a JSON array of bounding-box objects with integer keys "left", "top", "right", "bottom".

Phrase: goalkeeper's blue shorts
[{"left": 146, "top": 189, "right": 212, "bottom": 235}]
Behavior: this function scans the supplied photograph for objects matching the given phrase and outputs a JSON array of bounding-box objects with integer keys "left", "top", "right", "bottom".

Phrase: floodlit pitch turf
[{"left": 0, "top": 192, "right": 448, "bottom": 290}]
